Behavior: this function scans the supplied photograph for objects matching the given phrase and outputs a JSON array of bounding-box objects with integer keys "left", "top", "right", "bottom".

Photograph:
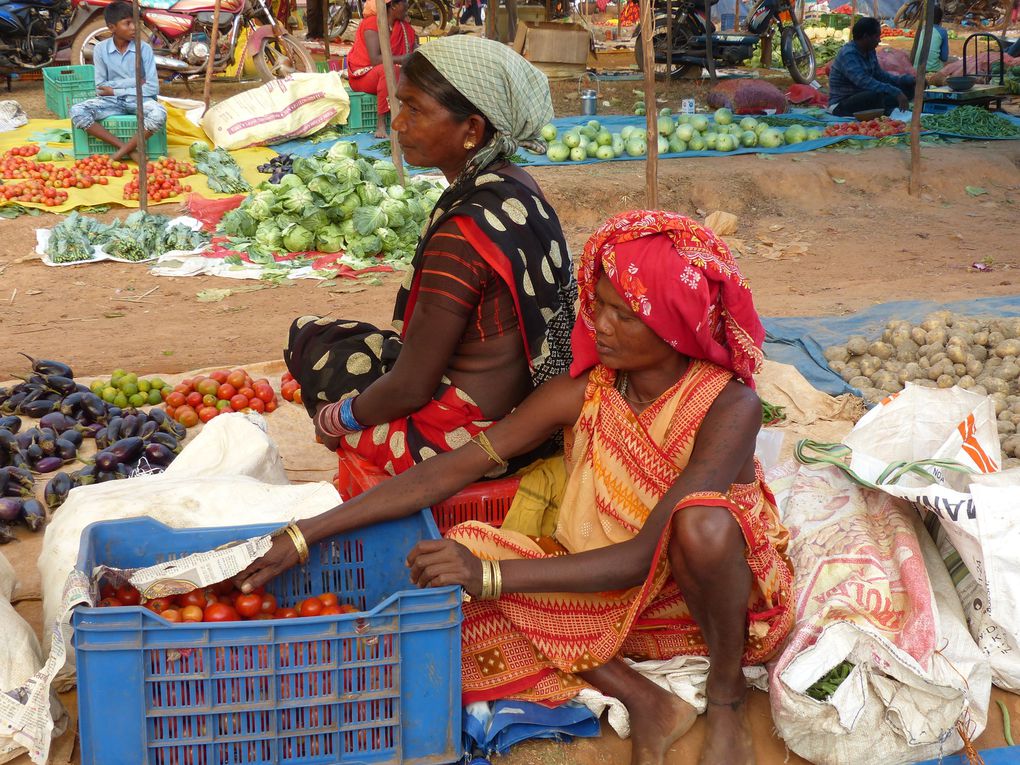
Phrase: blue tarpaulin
[
  {"left": 763, "top": 295, "right": 1020, "bottom": 396},
  {"left": 914, "top": 745, "right": 1020, "bottom": 764}
]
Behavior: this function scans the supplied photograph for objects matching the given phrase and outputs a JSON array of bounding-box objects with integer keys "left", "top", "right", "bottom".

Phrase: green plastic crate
[
  {"left": 820, "top": 12, "right": 861, "bottom": 28},
  {"left": 341, "top": 87, "right": 388, "bottom": 134},
  {"left": 71, "top": 114, "right": 168, "bottom": 159},
  {"left": 43, "top": 65, "right": 95, "bottom": 119}
]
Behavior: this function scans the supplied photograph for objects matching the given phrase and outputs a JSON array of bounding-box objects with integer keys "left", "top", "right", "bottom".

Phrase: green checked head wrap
[{"left": 417, "top": 35, "right": 553, "bottom": 175}]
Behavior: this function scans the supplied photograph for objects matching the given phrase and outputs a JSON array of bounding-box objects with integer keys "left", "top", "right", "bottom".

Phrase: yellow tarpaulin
[{"left": 0, "top": 106, "right": 273, "bottom": 213}]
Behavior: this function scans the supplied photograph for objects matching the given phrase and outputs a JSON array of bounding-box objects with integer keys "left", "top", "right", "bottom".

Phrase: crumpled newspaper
[{"left": 0, "top": 101, "right": 28, "bottom": 134}]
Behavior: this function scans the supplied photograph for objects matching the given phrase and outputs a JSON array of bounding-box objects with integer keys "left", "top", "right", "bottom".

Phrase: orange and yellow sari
[{"left": 447, "top": 359, "right": 795, "bottom": 705}]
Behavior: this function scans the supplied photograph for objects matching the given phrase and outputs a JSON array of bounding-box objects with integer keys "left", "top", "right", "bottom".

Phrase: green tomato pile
[{"left": 539, "top": 109, "right": 826, "bottom": 163}]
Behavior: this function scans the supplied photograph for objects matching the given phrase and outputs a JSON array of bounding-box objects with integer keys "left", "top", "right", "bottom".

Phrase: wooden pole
[
  {"left": 132, "top": 0, "right": 147, "bottom": 210},
  {"left": 323, "top": 0, "right": 331, "bottom": 60},
  {"left": 666, "top": 0, "right": 672, "bottom": 79},
  {"left": 703, "top": 0, "right": 716, "bottom": 84},
  {"left": 733, "top": 0, "right": 739, "bottom": 30},
  {"left": 639, "top": 0, "right": 657, "bottom": 208},
  {"left": 201, "top": 0, "right": 223, "bottom": 116},
  {"left": 506, "top": 0, "right": 518, "bottom": 41},
  {"left": 909, "top": 0, "right": 935, "bottom": 196},
  {"left": 375, "top": 0, "right": 405, "bottom": 184}
]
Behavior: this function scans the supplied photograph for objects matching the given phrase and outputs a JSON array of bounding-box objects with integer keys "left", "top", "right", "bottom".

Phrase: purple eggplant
[
  {"left": 20, "top": 398, "right": 59, "bottom": 418},
  {"left": 39, "top": 412, "right": 72, "bottom": 432},
  {"left": 143, "top": 442, "right": 176, "bottom": 466},
  {"left": 55, "top": 439, "right": 77, "bottom": 462},
  {"left": 3, "top": 466, "right": 34, "bottom": 497},
  {"left": 105, "top": 417, "right": 123, "bottom": 443},
  {"left": 32, "top": 456, "right": 64, "bottom": 474},
  {"left": 45, "top": 376, "right": 77, "bottom": 396},
  {"left": 19, "top": 499, "right": 45, "bottom": 531},
  {"left": 0, "top": 416, "right": 20, "bottom": 434},
  {"left": 0, "top": 429, "right": 17, "bottom": 452},
  {"left": 0, "top": 498, "right": 22, "bottom": 521},
  {"left": 80, "top": 393, "right": 107, "bottom": 422},
  {"left": 96, "top": 470, "right": 117, "bottom": 484},
  {"left": 38, "top": 428, "right": 56, "bottom": 455},
  {"left": 44, "top": 472, "right": 73, "bottom": 511},
  {"left": 0, "top": 522, "right": 14, "bottom": 544},
  {"left": 138, "top": 420, "right": 158, "bottom": 439},
  {"left": 94, "top": 451, "right": 117, "bottom": 472},
  {"left": 107, "top": 437, "right": 144, "bottom": 465},
  {"left": 26, "top": 444, "right": 43, "bottom": 462},
  {"left": 19, "top": 353, "right": 73, "bottom": 378},
  {"left": 61, "top": 429, "right": 83, "bottom": 449},
  {"left": 82, "top": 422, "right": 103, "bottom": 439},
  {"left": 75, "top": 465, "right": 96, "bottom": 486},
  {"left": 148, "top": 432, "right": 180, "bottom": 451}
]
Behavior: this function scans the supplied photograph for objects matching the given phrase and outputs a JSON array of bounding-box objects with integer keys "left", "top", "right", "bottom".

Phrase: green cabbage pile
[{"left": 217, "top": 142, "right": 445, "bottom": 269}]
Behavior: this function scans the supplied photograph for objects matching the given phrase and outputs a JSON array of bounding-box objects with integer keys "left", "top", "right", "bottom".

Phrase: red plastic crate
[{"left": 335, "top": 451, "right": 519, "bottom": 533}]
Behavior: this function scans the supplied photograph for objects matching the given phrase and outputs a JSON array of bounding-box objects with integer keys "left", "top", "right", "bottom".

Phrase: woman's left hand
[{"left": 407, "top": 540, "right": 483, "bottom": 597}]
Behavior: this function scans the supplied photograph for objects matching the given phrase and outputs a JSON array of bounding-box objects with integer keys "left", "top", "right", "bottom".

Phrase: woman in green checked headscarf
[{"left": 285, "top": 36, "right": 576, "bottom": 487}]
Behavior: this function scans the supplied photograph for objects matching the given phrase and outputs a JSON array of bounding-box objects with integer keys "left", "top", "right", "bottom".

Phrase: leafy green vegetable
[
  {"left": 282, "top": 223, "right": 314, "bottom": 252},
  {"left": 353, "top": 206, "right": 387, "bottom": 236},
  {"left": 189, "top": 143, "right": 251, "bottom": 194}
]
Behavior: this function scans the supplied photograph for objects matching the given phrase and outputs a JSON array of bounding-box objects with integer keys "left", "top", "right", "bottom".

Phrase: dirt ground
[
  {"left": 1, "top": 141, "right": 1018, "bottom": 377},
  {"left": 3, "top": 57, "right": 1020, "bottom": 765}
]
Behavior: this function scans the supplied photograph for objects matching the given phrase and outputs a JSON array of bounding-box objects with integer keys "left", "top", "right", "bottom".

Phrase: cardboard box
[{"left": 512, "top": 21, "right": 592, "bottom": 66}]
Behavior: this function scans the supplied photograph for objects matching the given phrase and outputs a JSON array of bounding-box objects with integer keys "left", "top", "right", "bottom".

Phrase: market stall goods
[
  {"left": 824, "top": 312, "right": 1020, "bottom": 467},
  {"left": 920, "top": 106, "right": 1020, "bottom": 139},
  {"left": 44, "top": 211, "right": 210, "bottom": 265},
  {"left": 161, "top": 367, "right": 281, "bottom": 428}
]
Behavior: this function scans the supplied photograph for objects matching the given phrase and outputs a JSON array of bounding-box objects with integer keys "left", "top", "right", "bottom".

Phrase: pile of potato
[{"left": 825, "top": 312, "right": 1020, "bottom": 466}]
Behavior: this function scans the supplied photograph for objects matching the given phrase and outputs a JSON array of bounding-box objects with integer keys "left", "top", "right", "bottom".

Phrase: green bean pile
[
  {"left": 805, "top": 660, "right": 854, "bottom": 701},
  {"left": 920, "top": 106, "right": 1020, "bottom": 138}
]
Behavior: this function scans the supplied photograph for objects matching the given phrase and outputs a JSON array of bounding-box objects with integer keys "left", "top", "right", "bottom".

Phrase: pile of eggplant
[{"left": 0, "top": 354, "right": 188, "bottom": 540}]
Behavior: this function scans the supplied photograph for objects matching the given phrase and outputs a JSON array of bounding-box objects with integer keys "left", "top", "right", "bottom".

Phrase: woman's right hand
[
  {"left": 314, "top": 402, "right": 342, "bottom": 452},
  {"left": 235, "top": 532, "right": 301, "bottom": 594}
]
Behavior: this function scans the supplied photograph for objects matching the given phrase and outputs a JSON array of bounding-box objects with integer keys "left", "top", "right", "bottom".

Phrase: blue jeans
[{"left": 69, "top": 95, "right": 167, "bottom": 132}]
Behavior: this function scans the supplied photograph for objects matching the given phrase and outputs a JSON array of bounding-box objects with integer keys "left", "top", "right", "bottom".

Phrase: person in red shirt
[{"left": 347, "top": 0, "right": 416, "bottom": 137}]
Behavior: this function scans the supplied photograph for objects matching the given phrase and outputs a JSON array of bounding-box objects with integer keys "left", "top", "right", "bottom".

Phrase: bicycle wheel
[
  {"left": 253, "top": 32, "right": 316, "bottom": 81},
  {"left": 893, "top": 0, "right": 921, "bottom": 28},
  {"left": 781, "top": 24, "right": 815, "bottom": 84},
  {"left": 407, "top": 0, "right": 448, "bottom": 31},
  {"left": 328, "top": 1, "right": 352, "bottom": 38}
]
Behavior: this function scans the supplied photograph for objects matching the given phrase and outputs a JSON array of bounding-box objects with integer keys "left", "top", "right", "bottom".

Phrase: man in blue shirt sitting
[
  {"left": 69, "top": 1, "right": 167, "bottom": 163},
  {"left": 827, "top": 17, "right": 915, "bottom": 117}
]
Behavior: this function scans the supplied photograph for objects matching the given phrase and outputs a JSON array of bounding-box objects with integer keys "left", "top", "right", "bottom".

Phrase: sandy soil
[{"left": 2, "top": 142, "right": 1017, "bottom": 377}]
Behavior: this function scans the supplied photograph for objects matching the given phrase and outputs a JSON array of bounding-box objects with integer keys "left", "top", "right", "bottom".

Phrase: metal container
[{"left": 579, "top": 73, "right": 600, "bottom": 116}]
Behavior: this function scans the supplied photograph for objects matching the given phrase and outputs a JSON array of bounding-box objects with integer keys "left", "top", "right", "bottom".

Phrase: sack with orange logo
[{"left": 796, "top": 383, "right": 1020, "bottom": 691}]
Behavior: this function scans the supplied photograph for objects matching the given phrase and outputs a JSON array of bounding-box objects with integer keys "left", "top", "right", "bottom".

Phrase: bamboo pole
[
  {"left": 132, "top": 0, "right": 147, "bottom": 210},
  {"left": 703, "top": 0, "right": 716, "bottom": 84},
  {"left": 201, "top": 0, "right": 223, "bottom": 116},
  {"left": 375, "top": 0, "right": 405, "bottom": 184},
  {"left": 909, "top": 0, "right": 935, "bottom": 195},
  {"left": 323, "top": 0, "right": 331, "bottom": 60},
  {"left": 487, "top": 0, "right": 497, "bottom": 38},
  {"left": 733, "top": 0, "right": 739, "bottom": 30},
  {"left": 639, "top": 0, "right": 657, "bottom": 208},
  {"left": 666, "top": 0, "right": 672, "bottom": 79},
  {"left": 506, "top": 0, "right": 518, "bottom": 41}
]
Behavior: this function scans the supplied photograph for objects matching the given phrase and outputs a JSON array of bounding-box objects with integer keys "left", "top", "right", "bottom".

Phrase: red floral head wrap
[{"left": 570, "top": 210, "right": 765, "bottom": 388}]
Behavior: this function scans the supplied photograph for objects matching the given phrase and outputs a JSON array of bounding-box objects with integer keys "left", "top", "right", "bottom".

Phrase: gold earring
[{"left": 464, "top": 139, "right": 476, "bottom": 150}]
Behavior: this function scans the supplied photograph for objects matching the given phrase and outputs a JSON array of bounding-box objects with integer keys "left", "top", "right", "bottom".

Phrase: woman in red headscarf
[{"left": 238, "top": 211, "right": 793, "bottom": 765}]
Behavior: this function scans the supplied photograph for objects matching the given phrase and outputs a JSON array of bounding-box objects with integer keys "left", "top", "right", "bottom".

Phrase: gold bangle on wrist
[
  {"left": 479, "top": 559, "right": 492, "bottom": 599},
  {"left": 491, "top": 560, "right": 502, "bottom": 600},
  {"left": 284, "top": 523, "right": 309, "bottom": 565}
]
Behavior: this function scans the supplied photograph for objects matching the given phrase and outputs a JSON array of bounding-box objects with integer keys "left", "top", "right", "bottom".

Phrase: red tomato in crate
[
  {"left": 204, "top": 603, "right": 239, "bottom": 622},
  {"left": 161, "top": 608, "right": 182, "bottom": 623},
  {"left": 235, "top": 593, "right": 263, "bottom": 619},
  {"left": 97, "top": 597, "right": 124, "bottom": 608},
  {"left": 318, "top": 593, "right": 338, "bottom": 608},
  {"left": 276, "top": 608, "right": 298, "bottom": 619},
  {"left": 259, "top": 594, "right": 278, "bottom": 615},
  {"left": 178, "top": 590, "right": 207, "bottom": 609},
  {"left": 146, "top": 597, "right": 175, "bottom": 614},
  {"left": 298, "top": 598, "right": 323, "bottom": 617},
  {"left": 116, "top": 585, "right": 141, "bottom": 606},
  {"left": 181, "top": 605, "right": 204, "bottom": 622}
]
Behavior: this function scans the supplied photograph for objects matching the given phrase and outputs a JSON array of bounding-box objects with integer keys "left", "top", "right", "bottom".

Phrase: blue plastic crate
[{"left": 73, "top": 513, "right": 462, "bottom": 765}]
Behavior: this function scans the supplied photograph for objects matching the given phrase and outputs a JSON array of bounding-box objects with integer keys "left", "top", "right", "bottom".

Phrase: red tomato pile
[
  {"left": 281, "top": 371, "right": 302, "bottom": 406},
  {"left": 97, "top": 581, "right": 358, "bottom": 623},
  {"left": 0, "top": 148, "right": 127, "bottom": 206},
  {"left": 161, "top": 368, "right": 279, "bottom": 428},
  {"left": 823, "top": 117, "right": 907, "bottom": 138},
  {"left": 123, "top": 157, "right": 195, "bottom": 201}
]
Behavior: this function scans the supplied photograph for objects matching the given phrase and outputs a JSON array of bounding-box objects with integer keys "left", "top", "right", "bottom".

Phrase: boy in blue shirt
[{"left": 69, "top": 1, "right": 167, "bottom": 163}]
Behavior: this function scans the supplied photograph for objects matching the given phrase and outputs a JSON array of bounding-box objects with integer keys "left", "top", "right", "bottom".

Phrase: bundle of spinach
[{"left": 189, "top": 142, "right": 252, "bottom": 194}]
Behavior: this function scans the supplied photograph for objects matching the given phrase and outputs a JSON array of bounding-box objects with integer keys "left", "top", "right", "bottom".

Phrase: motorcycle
[
  {"left": 326, "top": 0, "right": 448, "bottom": 39},
  {"left": 635, "top": 0, "right": 816, "bottom": 83},
  {"left": 893, "top": 0, "right": 1010, "bottom": 28},
  {"left": 0, "top": 0, "right": 71, "bottom": 70},
  {"left": 65, "top": 0, "right": 313, "bottom": 82}
]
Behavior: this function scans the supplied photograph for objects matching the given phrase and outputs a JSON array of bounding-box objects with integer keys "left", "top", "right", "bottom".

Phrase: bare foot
[
  {"left": 373, "top": 131, "right": 388, "bottom": 140},
  {"left": 698, "top": 695, "right": 754, "bottom": 765},
  {"left": 111, "top": 146, "right": 130, "bottom": 162},
  {"left": 629, "top": 691, "right": 697, "bottom": 765}
]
